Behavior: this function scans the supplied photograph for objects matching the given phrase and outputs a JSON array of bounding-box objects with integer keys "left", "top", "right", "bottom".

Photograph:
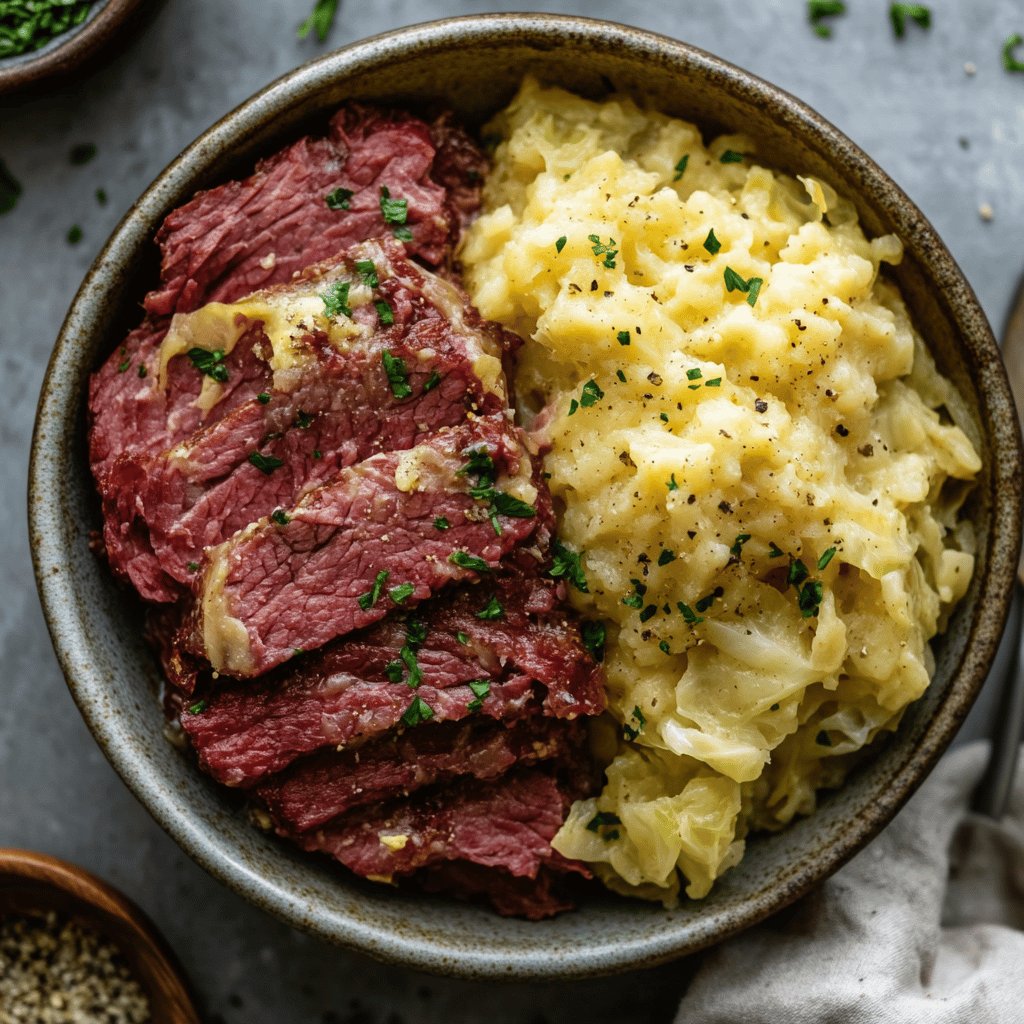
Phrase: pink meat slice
[
  {"left": 257, "top": 716, "right": 581, "bottom": 832},
  {"left": 189, "top": 414, "right": 542, "bottom": 676}
]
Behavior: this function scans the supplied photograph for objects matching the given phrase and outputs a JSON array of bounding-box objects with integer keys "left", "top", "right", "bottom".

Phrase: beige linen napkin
[{"left": 677, "top": 743, "right": 1024, "bottom": 1023}]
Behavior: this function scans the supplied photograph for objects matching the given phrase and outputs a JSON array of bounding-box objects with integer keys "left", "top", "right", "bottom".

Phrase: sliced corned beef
[
  {"left": 145, "top": 105, "right": 482, "bottom": 319},
  {"left": 290, "top": 768, "right": 577, "bottom": 885},
  {"left": 257, "top": 716, "right": 581, "bottom": 832},
  {"left": 176, "top": 573, "right": 604, "bottom": 786},
  {"left": 191, "top": 414, "right": 543, "bottom": 676},
  {"left": 100, "top": 241, "right": 510, "bottom": 599}
]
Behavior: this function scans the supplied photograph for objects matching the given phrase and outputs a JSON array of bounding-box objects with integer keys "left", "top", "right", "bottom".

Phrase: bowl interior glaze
[{"left": 29, "top": 14, "right": 1022, "bottom": 980}]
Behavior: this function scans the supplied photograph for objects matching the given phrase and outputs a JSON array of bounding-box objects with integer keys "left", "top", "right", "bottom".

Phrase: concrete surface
[{"left": 1, "top": 1, "right": 1022, "bottom": 1020}]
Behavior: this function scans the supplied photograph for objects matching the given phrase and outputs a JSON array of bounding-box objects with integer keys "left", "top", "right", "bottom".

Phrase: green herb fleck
[
  {"left": 695, "top": 587, "right": 724, "bottom": 614},
  {"left": 580, "top": 379, "right": 604, "bottom": 408},
  {"left": 95, "top": 187, "right": 107, "bottom": 206},
  {"left": 379, "top": 185, "right": 408, "bottom": 225},
  {"left": 623, "top": 705, "right": 646, "bottom": 741},
  {"left": 677, "top": 601, "right": 704, "bottom": 625},
  {"left": 768, "top": 542, "right": 785, "bottom": 558},
  {"left": 666, "top": 473, "right": 679, "bottom": 492},
  {"left": 798, "top": 580, "right": 825, "bottom": 618},
  {"left": 703, "top": 229, "right": 721, "bottom": 255},
  {"left": 890, "top": 3, "right": 931, "bottom": 38},
  {"left": 555, "top": 235, "right": 567, "bottom": 253},
  {"left": 187, "top": 348, "right": 228, "bottom": 383},
  {"left": 686, "top": 367, "right": 703, "bottom": 381},
  {"left": 616, "top": 369, "right": 627, "bottom": 383},
  {"left": 817, "top": 547, "right": 837, "bottom": 570},
  {"left": 639, "top": 604, "right": 657, "bottom": 623},
  {"left": 325, "top": 187, "right": 353, "bottom": 210},
  {"left": 320, "top": 281, "right": 352, "bottom": 320},
  {"left": 389, "top": 582, "right": 415, "bottom": 605},
  {"left": 449, "top": 550, "right": 490, "bottom": 573},
  {"left": 1003, "top": 33, "right": 1024, "bottom": 72},
  {"left": 137, "top": 364, "right": 147, "bottom": 379},
  {"left": 705, "top": 377, "right": 722, "bottom": 387},
  {"left": 433, "top": 517, "right": 450, "bottom": 531},
  {"left": 568, "top": 398, "right": 579, "bottom": 417},
  {"left": 294, "top": 410, "right": 314, "bottom": 429},
  {"left": 581, "top": 620, "right": 606, "bottom": 662},
  {"left": 422, "top": 371, "right": 442, "bottom": 393},
  {"left": 808, "top": 0, "right": 846, "bottom": 37},
  {"left": 374, "top": 299, "right": 395, "bottom": 326},
  {"left": 271, "top": 509, "right": 291, "bottom": 526},
  {"left": 248, "top": 451, "right": 284, "bottom": 475},
  {"left": 658, "top": 548, "right": 676, "bottom": 566},
  {"left": 724, "top": 266, "right": 763, "bottom": 305},
  {"left": 720, "top": 150, "right": 745, "bottom": 164},
  {"left": 297, "top": 0, "right": 339, "bottom": 41},
  {"left": 622, "top": 579, "right": 647, "bottom": 610},
  {"left": 358, "top": 570, "right": 391, "bottom": 612},
  {"left": 67, "top": 225, "right": 83, "bottom": 244},
  {"left": 313, "top": 449, "right": 322, "bottom": 460},
  {"left": 381, "top": 350, "right": 412, "bottom": 399},
  {"left": 406, "top": 619, "right": 428, "bottom": 647},
  {"left": 385, "top": 659, "right": 404, "bottom": 683},
  {"left": 186, "top": 561, "right": 200, "bottom": 573},
  {"left": 69, "top": 143, "right": 97, "bottom": 166},
  {"left": 476, "top": 596, "right": 503, "bottom": 620},
  {"left": 187, "top": 700, "right": 208, "bottom": 715},
  {"left": 401, "top": 695, "right": 434, "bottom": 727},
  {"left": 456, "top": 631, "right": 470, "bottom": 646},
  {"left": 467, "top": 679, "right": 490, "bottom": 713},
  {"left": 354, "top": 259, "right": 378, "bottom": 287},
  {"left": 392, "top": 225, "right": 414, "bottom": 242},
  {"left": 549, "top": 541, "right": 589, "bottom": 593},
  {"left": 787, "top": 559, "right": 810, "bottom": 587},
  {"left": 730, "top": 534, "right": 752, "bottom": 557},
  {"left": 617, "top": 330, "right": 631, "bottom": 346},
  {"left": 587, "top": 234, "right": 619, "bottom": 269},
  {"left": 399, "top": 645, "right": 422, "bottom": 689},
  {"left": 586, "top": 811, "right": 622, "bottom": 841},
  {"left": 257, "top": 392, "right": 271, "bottom": 404},
  {"left": 673, "top": 155, "right": 689, "bottom": 181}
]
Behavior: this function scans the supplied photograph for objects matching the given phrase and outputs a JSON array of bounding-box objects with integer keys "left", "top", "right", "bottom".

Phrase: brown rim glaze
[
  {"left": 0, "top": 0, "right": 143, "bottom": 95},
  {"left": 0, "top": 848, "right": 201, "bottom": 1022},
  {"left": 28, "top": 14, "right": 1023, "bottom": 980}
]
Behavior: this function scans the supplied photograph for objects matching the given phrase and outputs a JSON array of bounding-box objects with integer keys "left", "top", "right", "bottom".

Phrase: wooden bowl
[
  {"left": 0, "top": 0, "right": 144, "bottom": 96},
  {"left": 0, "top": 848, "right": 200, "bottom": 1023}
]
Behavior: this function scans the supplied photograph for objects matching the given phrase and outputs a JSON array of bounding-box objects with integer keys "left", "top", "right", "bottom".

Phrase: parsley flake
[
  {"left": 297, "top": 0, "right": 339, "bottom": 41},
  {"left": 467, "top": 679, "right": 490, "bottom": 713},
  {"left": 379, "top": 185, "right": 408, "bottom": 225},
  {"left": 389, "top": 582, "right": 415, "bottom": 605},
  {"left": 817, "top": 547, "right": 838, "bottom": 570},
  {"left": 325, "top": 186, "right": 352, "bottom": 210},
  {"left": 187, "top": 348, "right": 228, "bottom": 383},
  {"left": 555, "top": 235, "right": 567, "bottom": 253},
  {"left": 248, "top": 452, "right": 284, "bottom": 475},
  {"left": 673, "top": 155, "right": 689, "bottom": 181},
  {"left": 433, "top": 517, "right": 450, "bottom": 531},
  {"left": 385, "top": 659, "right": 404, "bottom": 683},
  {"left": 617, "top": 330, "right": 631, "bottom": 346},
  {"left": 799, "top": 580, "right": 825, "bottom": 618},
  {"left": 586, "top": 811, "right": 622, "bottom": 841},
  {"left": 456, "top": 631, "right": 471, "bottom": 646},
  {"left": 703, "top": 229, "right": 721, "bottom": 255},
  {"left": 580, "top": 379, "right": 604, "bottom": 407},
  {"left": 187, "top": 700, "right": 208, "bottom": 715},
  {"left": 186, "top": 561, "right": 200, "bottom": 573},
  {"left": 677, "top": 601, "right": 704, "bottom": 625},
  {"left": 658, "top": 549, "right": 676, "bottom": 566},
  {"left": 1003, "top": 33, "right": 1024, "bottom": 72},
  {"left": 616, "top": 369, "right": 627, "bottom": 383},
  {"left": 730, "top": 534, "right": 752, "bottom": 557},
  {"left": 422, "top": 370, "right": 442, "bottom": 393},
  {"left": 623, "top": 705, "right": 646, "bottom": 741},
  {"left": 768, "top": 542, "right": 785, "bottom": 559},
  {"left": 686, "top": 367, "right": 703, "bottom": 381},
  {"left": 381, "top": 350, "right": 412, "bottom": 399},
  {"left": 787, "top": 559, "right": 810, "bottom": 587},
  {"left": 294, "top": 410, "right": 314, "bottom": 429},
  {"left": 587, "top": 234, "right": 619, "bottom": 269},
  {"left": 724, "top": 266, "right": 764, "bottom": 305},
  {"left": 808, "top": 0, "right": 846, "bottom": 37},
  {"left": 639, "top": 604, "right": 657, "bottom": 623},
  {"left": 401, "top": 695, "right": 434, "bottom": 727},
  {"left": 270, "top": 509, "right": 291, "bottom": 526},
  {"left": 666, "top": 473, "right": 679, "bottom": 491},
  {"left": 549, "top": 540, "right": 589, "bottom": 592},
  {"left": 568, "top": 398, "right": 579, "bottom": 417},
  {"left": 392, "top": 225, "right": 414, "bottom": 242},
  {"left": 720, "top": 150, "right": 745, "bottom": 164},
  {"left": 476, "top": 596, "right": 503, "bottom": 620},
  {"left": 67, "top": 225, "right": 83, "bottom": 244},
  {"left": 257, "top": 392, "right": 271, "bottom": 404},
  {"left": 320, "top": 280, "right": 352, "bottom": 319},
  {"left": 890, "top": 3, "right": 931, "bottom": 38},
  {"left": 581, "top": 621, "right": 606, "bottom": 662},
  {"left": 816, "top": 728, "right": 833, "bottom": 747},
  {"left": 354, "top": 259, "right": 378, "bottom": 287},
  {"left": 357, "top": 570, "right": 391, "bottom": 611},
  {"left": 374, "top": 299, "right": 395, "bottom": 326},
  {"left": 449, "top": 550, "right": 490, "bottom": 573}
]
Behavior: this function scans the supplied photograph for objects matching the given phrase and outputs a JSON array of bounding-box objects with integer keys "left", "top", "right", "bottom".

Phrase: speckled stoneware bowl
[{"left": 29, "top": 14, "right": 1023, "bottom": 980}]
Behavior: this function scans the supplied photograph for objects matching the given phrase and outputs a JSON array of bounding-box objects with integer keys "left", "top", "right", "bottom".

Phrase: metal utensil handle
[{"left": 972, "top": 587, "right": 1024, "bottom": 817}]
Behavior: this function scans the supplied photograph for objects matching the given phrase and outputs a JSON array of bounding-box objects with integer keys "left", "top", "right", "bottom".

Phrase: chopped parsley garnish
[
  {"left": 666, "top": 473, "right": 679, "bottom": 491},
  {"left": 117, "top": 356, "right": 130, "bottom": 373},
  {"left": 677, "top": 601, "right": 704, "bottom": 625},
  {"left": 723, "top": 267, "right": 764, "bottom": 305},
  {"left": 357, "top": 569, "right": 390, "bottom": 611},
  {"left": 381, "top": 350, "right": 412, "bottom": 399},
  {"left": 0, "top": 1, "right": 94, "bottom": 58},
  {"left": 705, "top": 377, "right": 722, "bottom": 387},
  {"left": 325, "top": 186, "right": 353, "bottom": 210},
  {"left": 658, "top": 640, "right": 671, "bottom": 654},
  {"left": 313, "top": 449, "right": 322, "bottom": 460},
  {"left": 555, "top": 235, "right": 567, "bottom": 253},
  {"left": 490, "top": 492, "right": 536, "bottom": 518},
  {"left": 617, "top": 330, "right": 631, "bottom": 346},
  {"left": 586, "top": 811, "right": 622, "bottom": 840},
  {"left": 616, "top": 369, "right": 627, "bottom": 383},
  {"left": 476, "top": 596, "right": 503, "bottom": 620},
  {"left": 787, "top": 558, "right": 810, "bottom": 587},
  {"left": 257, "top": 392, "right": 271, "bottom": 404},
  {"left": 622, "top": 578, "right": 647, "bottom": 609},
  {"left": 433, "top": 517, "right": 450, "bottom": 531},
  {"left": 392, "top": 225, "right": 414, "bottom": 242},
  {"left": 379, "top": 185, "right": 408, "bottom": 225},
  {"left": 297, "top": 0, "right": 339, "bottom": 41},
  {"left": 730, "top": 534, "right": 752, "bottom": 557},
  {"left": 658, "top": 548, "right": 676, "bottom": 566},
  {"left": 816, "top": 728, "right": 833, "bottom": 746},
  {"left": 639, "top": 604, "right": 657, "bottom": 623},
  {"left": 467, "top": 679, "right": 490, "bottom": 712},
  {"left": 889, "top": 3, "right": 930, "bottom": 38},
  {"left": 568, "top": 398, "right": 579, "bottom": 417},
  {"left": 354, "top": 259, "right": 378, "bottom": 286},
  {"left": 673, "top": 155, "right": 689, "bottom": 181},
  {"left": 399, "top": 645, "right": 422, "bottom": 689},
  {"left": 580, "top": 379, "right": 604, "bottom": 407},
  {"left": 69, "top": 143, "right": 97, "bottom": 166},
  {"left": 695, "top": 587, "right": 724, "bottom": 613},
  {"left": 581, "top": 620, "right": 606, "bottom": 662},
  {"left": 95, "top": 188, "right": 107, "bottom": 205},
  {"left": 703, "top": 229, "right": 721, "bottom": 255},
  {"left": 1003, "top": 33, "right": 1024, "bottom": 72},
  {"left": 188, "top": 347, "right": 229, "bottom": 382},
  {"left": 294, "top": 410, "right": 314, "bottom": 429},
  {"left": 808, "top": 0, "right": 846, "bottom": 37},
  {"left": 389, "top": 582, "right": 415, "bottom": 605},
  {"left": 456, "top": 631, "right": 470, "bottom": 646},
  {"left": 686, "top": 367, "right": 703, "bottom": 381},
  {"left": 137, "top": 364, "right": 147, "bottom": 379},
  {"left": 449, "top": 550, "right": 490, "bottom": 573},
  {"left": 67, "top": 225, "right": 83, "bottom": 244},
  {"left": 798, "top": 580, "right": 825, "bottom": 618},
  {"left": 374, "top": 299, "right": 395, "bottom": 326},
  {"left": 459, "top": 448, "right": 496, "bottom": 481},
  {"left": 422, "top": 371, "right": 442, "bottom": 393},
  {"left": 623, "top": 705, "right": 646, "bottom": 741},
  {"left": 719, "top": 150, "right": 745, "bottom": 164},
  {"left": 187, "top": 700, "right": 208, "bottom": 715},
  {"left": 549, "top": 541, "right": 589, "bottom": 592},
  {"left": 817, "top": 547, "right": 837, "bottom": 570},
  {"left": 406, "top": 619, "right": 428, "bottom": 647},
  {"left": 320, "top": 280, "right": 352, "bottom": 319},
  {"left": 270, "top": 509, "right": 291, "bottom": 526},
  {"left": 248, "top": 451, "right": 284, "bottom": 475},
  {"left": 768, "top": 542, "right": 785, "bottom": 558},
  {"left": 401, "top": 695, "right": 434, "bottom": 727},
  {"left": 587, "top": 234, "right": 619, "bottom": 269},
  {"left": 385, "top": 659, "right": 404, "bottom": 683},
  {"left": 0, "top": 159, "right": 22, "bottom": 215},
  {"left": 186, "top": 561, "right": 200, "bottom": 573}
]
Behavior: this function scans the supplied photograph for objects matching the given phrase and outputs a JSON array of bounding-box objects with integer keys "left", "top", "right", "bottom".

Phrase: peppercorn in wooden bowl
[
  {"left": 0, "top": 848, "right": 200, "bottom": 1022},
  {"left": 29, "top": 14, "right": 1022, "bottom": 979}
]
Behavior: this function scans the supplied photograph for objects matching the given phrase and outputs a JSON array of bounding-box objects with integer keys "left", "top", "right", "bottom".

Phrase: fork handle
[{"left": 972, "top": 585, "right": 1024, "bottom": 817}]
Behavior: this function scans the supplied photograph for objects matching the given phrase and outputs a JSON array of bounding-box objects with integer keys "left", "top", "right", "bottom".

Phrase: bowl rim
[
  {"left": 28, "top": 12, "right": 1023, "bottom": 979},
  {"left": 0, "top": 0, "right": 142, "bottom": 95},
  {"left": 0, "top": 847, "right": 201, "bottom": 1021}
]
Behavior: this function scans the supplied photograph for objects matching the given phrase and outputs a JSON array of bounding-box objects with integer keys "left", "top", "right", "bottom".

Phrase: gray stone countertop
[{"left": 1, "top": 1, "right": 1021, "bottom": 1021}]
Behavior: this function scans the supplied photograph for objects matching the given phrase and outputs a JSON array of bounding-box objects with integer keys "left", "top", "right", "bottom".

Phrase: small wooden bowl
[
  {"left": 0, "top": 0, "right": 144, "bottom": 96},
  {"left": 0, "top": 849, "right": 200, "bottom": 1024}
]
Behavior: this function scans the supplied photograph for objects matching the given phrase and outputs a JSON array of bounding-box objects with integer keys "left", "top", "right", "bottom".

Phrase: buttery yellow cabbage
[{"left": 460, "top": 79, "right": 980, "bottom": 903}]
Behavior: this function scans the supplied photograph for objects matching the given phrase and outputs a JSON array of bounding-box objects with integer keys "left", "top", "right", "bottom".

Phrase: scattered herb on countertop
[
  {"left": 808, "top": 0, "right": 846, "bottom": 38},
  {"left": 69, "top": 142, "right": 96, "bottom": 166},
  {"left": 890, "top": 3, "right": 931, "bottom": 38},
  {"left": 297, "top": 0, "right": 339, "bottom": 42},
  {"left": 0, "top": 1, "right": 96, "bottom": 59},
  {"left": 1004, "top": 33, "right": 1024, "bottom": 72},
  {"left": 66, "top": 224, "right": 82, "bottom": 244}
]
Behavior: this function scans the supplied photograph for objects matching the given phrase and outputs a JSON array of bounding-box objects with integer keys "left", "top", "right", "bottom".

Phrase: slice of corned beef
[
  {"left": 289, "top": 768, "right": 579, "bottom": 887},
  {"left": 257, "top": 716, "right": 582, "bottom": 833},
  {"left": 190, "top": 414, "right": 543, "bottom": 676},
  {"left": 176, "top": 573, "right": 604, "bottom": 786},
  {"left": 145, "top": 105, "right": 483, "bottom": 319},
  {"left": 100, "top": 240, "right": 511, "bottom": 599}
]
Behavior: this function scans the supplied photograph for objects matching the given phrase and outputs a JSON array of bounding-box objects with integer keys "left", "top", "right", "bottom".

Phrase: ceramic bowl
[
  {"left": 0, "top": 848, "right": 200, "bottom": 1022},
  {"left": 0, "top": 0, "right": 143, "bottom": 96},
  {"left": 29, "top": 14, "right": 1022, "bottom": 979}
]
